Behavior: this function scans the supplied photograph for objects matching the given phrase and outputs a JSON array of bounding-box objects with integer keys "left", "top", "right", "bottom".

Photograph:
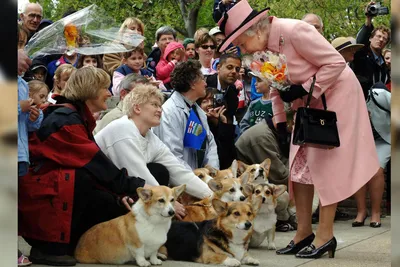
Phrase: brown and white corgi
[
  {"left": 178, "top": 168, "right": 215, "bottom": 205},
  {"left": 160, "top": 197, "right": 263, "bottom": 266},
  {"left": 205, "top": 160, "right": 239, "bottom": 180},
  {"left": 74, "top": 185, "right": 185, "bottom": 266},
  {"left": 194, "top": 167, "right": 214, "bottom": 183},
  {"left": 208, "top": 178, "right": 246, "bottom": 202},
  {"left": 182, "top": 197, "right": 217, "bottom": 222},
  {"left": 179, "top": 160, "right": 241, "bottom": 206},
  {"left": 238, "top": 158, "right": 271, "bottom": 184},
  {"left": 248, "top": 183, "right": 287, "bottom": 249}
]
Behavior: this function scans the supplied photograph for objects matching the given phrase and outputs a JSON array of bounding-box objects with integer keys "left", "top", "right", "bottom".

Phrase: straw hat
[
  {"left": 217, "top": 0, "right": 270, "bottom": 53},
  {"left": 331, "top": 37, "right": 364, "bottom": 52}
]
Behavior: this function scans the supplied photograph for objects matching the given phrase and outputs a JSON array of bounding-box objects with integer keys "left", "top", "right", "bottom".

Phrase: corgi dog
[
  {"left": 160, "top": 198, "right": 263, "bottom": 266},
  {"left": 208, "top": 178, "right": 246, "bottom": 202},
  {"left": 238, "top": 159, "right": 271, "bottom": 184},
  {"left": 178, "top": 168, "right": 214, "bottom": 205},
  {"left": 74, "top": 185, "right": 185, "bottom": 266},
  {"left": 205, "top": 160, "right": 239, "bottom": 180},
  {"left": 181, "top": 197, "right": 217, "bottom": 222},
  {"left": 248, "top": 183, "right": 287, "bottom": 249},
  {"left": 194, "top": 167, "right": 214, "bottom": 183}
]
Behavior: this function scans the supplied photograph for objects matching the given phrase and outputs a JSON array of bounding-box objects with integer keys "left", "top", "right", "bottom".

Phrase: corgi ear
[
  {"left": 208, "top": 179, "right": 223, "bottom": 192},
  {"left": 251, "top": 195, "right": 263, "bottom": 215},
  {"left": 273, "top": 184, "right": 287, "bottom": 198},
  {"left": 137, "top": 187, "right": 153, "bottom": 203},
  {"left": 205, "top": 165, "right": 218, "bottom": 177},
  {"left": 261, "top": 158, "right": 271, "bottom": 177},
  {"left": 173, "top": 184, "right": 186, "bottom": 198},
  {"left": 212, "top": 198, "right": 228, "bottom": 214},
  {"left": 242, "top": 184, "right": 254, "bottom": 197},
  {"left": 241, "top": 172, "right": 250, "bottom": 185},
  {"left": 231, "top": 160, "right": 238, "bottom": 178},
  {"left": 236, "top": 160, "right": 248, "bottom": 176}
]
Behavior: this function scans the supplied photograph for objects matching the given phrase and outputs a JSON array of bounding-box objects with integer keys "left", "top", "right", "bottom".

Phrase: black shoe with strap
[
  {"left": 29, "top": 247, "right": 77, "bottom": 266},
  {"left": 276, "top": 233, "right": 315, "bottom": 255}
]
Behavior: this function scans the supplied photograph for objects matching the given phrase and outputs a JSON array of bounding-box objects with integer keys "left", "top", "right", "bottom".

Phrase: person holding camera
[
  {"left": 197, "top": 88, "right": 237, "bottom": 169},
  {"left": 205, "top": 53, "right": 241, "bottom": 125},
  {"left": 213, "top": 0, "right": 241, "bottom": 23},
  {"left": 351, "top": 1, "right": 391, "bottom": 99}
]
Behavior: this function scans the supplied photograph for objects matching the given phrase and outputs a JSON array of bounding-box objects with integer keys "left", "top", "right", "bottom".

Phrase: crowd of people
[{"left": 17, "top": 0, "right": 391, "bottom": 266}]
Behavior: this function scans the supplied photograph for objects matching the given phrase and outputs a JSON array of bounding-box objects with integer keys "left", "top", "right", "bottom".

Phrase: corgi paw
[
  {"left": 157, "top": 253, "right": 167, "bottom": 261},
  {"left": 136, "top": 258, "right": 151, "bottom": 267},
  {"left": 150, "top": 257, "right": 162, "bottom": 265},
  {"left": 267, "top": 242, "right": 276, "bottom": 250},
  {"left": 223, "top": 257, "right": 241, "bottom": 266},
  {"left": 241, "top": 256, "right": 260, "bottom": 266}
]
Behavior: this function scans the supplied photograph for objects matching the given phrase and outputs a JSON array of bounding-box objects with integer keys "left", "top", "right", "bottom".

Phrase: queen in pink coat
[{"left": 218, "top": 0, "right": 379, "bottom": 260}]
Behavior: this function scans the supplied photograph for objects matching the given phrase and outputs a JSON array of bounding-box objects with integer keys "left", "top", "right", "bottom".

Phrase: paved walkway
[{"left": 19, "top": 217, "right": 391, "bottom": 267}]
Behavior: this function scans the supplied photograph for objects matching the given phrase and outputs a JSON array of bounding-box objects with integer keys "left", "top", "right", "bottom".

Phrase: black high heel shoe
[
  {"left": 276, "top": 233, "right": 315, "bottom": 255},
  {"left": 295, "top": 236, "right": 337, "bottom": 259},
  {"left": 352, "top": 215, "right": 367, "bottom": 227},
  {"left": 370, "top": 222, "right": 381, "bottom": 228}
]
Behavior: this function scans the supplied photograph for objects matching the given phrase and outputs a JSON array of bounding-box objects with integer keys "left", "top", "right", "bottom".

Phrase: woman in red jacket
[{"left": 18, "top": 67, "right": 147, "bottom": 266}]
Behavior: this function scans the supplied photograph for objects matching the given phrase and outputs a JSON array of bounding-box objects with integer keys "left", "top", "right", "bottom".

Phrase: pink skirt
[{"left": 291, "top": 146, "right": 313, "bottom": 184}]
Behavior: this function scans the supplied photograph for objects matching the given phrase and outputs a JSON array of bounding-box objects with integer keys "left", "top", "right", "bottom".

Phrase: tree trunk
[{"left": 186, "top": 7, "right": 200, "bottom": 37}]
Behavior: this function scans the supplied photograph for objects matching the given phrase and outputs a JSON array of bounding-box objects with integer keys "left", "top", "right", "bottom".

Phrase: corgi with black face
[
  {"left": 74, "top": 185, "right": 185, "bottom": 266},
  {"left": 248, "top": 183, "right": 287, "bottom": 250},
  {"left": 159, "top": 198, "right": 263, "bottom": 266}
]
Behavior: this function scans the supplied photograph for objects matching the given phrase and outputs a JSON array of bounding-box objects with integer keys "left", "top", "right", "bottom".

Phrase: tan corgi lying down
[{"left": 74, "top": 185, "right": 185, "bottom": 266}]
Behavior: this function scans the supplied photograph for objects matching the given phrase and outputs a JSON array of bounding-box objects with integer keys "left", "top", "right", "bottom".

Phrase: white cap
[{"left": 209, "top": 26, "right": 223, "bottom": 36}]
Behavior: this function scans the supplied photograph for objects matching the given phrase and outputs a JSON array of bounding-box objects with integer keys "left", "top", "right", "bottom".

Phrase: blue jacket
[
  {"left": 18, "top": 77, "right": 43, "bottom": 163},
  {"left": 115, "top": 64, "right": 153, "bottom": 77}
]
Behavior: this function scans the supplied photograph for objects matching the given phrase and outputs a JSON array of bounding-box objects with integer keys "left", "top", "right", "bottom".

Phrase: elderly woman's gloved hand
[
  {"left": 279, "top": 84, "right": 309, "bottom": 103},
  {"left": 276, "top": 122, "right": 290, "bottom": 158}
]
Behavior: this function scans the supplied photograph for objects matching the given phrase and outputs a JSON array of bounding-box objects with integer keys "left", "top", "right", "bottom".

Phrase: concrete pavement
[{"left": 19, "top": 217, "right": 391, "bottom": 267}]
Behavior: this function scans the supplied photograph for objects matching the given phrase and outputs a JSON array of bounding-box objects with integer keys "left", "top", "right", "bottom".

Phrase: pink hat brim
[{"left": 217, "top": 10, "right": 269, "bottom": 53}]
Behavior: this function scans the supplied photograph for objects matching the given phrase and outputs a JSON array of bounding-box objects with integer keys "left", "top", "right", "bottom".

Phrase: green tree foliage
[{"left": 31, "top": 0, "right": 391, "bottom": 53}]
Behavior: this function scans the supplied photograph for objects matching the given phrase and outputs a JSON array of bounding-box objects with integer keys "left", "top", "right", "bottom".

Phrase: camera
[
  {"left": 366, "top": 2, "right": 389, "bottom": 17},
  {"left": 213, "top": 93, "right": 225, "bottom": 108}
]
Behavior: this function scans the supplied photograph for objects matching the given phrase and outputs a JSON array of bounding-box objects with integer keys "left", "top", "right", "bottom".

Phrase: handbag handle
[{"left": 305, "top": 76, "right": 327, "bottom": 110}]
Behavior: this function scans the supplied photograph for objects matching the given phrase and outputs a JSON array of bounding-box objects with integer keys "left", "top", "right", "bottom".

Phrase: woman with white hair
[
  {"left": 94, "top": 84, "right": 213, "bottom": 220},
  {"left": 216, "top": 0, "right": 379, "bottom": 259}
]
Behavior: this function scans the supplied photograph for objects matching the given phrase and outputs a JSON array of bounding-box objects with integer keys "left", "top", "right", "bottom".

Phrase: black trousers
[{"left": 24, "top": 163, "right": 170, "bottom": 256}]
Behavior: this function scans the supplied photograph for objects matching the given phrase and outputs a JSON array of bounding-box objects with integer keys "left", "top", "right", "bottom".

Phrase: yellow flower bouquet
[{"left": 243, "top": 51, "right": 290, "bottom": 91}]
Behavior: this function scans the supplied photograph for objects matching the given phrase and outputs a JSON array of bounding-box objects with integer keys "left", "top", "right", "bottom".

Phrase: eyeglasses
[
  {"left": 201, "top": 45, "right": 216, "bottom": 50},
  {"left": 27, "top": 13, "right": 42, "bottom": 20}
]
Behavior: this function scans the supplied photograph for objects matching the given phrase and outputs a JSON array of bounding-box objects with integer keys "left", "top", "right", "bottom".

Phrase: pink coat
[{"left": 267, "top": 17, "right": 379, "bottom": 206}]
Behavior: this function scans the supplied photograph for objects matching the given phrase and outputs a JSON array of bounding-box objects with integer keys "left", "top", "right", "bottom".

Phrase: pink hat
[{"left": 217, "top": 0, "right": 270, "bottom": 53}]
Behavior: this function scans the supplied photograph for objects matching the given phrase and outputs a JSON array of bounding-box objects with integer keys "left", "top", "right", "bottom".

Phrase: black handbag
[{"left": 292, "top": 76, "right": 340, "bottom": 149}]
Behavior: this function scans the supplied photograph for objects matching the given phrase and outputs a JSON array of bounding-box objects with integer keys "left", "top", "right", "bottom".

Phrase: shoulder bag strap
[{"left": 305, "top": 76, "right": 327, "bottom": 110}]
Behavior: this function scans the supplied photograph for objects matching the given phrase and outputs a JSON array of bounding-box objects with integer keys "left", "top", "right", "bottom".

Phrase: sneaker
[
  {"left": 18, "top": 254, "right": 32, "bottom": 266},
  {"left": 29, "top": 247, "right": 76, "bottom": 266}
]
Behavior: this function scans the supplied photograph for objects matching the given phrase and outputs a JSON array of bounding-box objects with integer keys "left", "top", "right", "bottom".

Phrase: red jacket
[
  {"left": 18, "top": 97, "right": 145, "bottom": 243},
  {"left": 156, "top": 41, "right": 184, "bottom": 84}
]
